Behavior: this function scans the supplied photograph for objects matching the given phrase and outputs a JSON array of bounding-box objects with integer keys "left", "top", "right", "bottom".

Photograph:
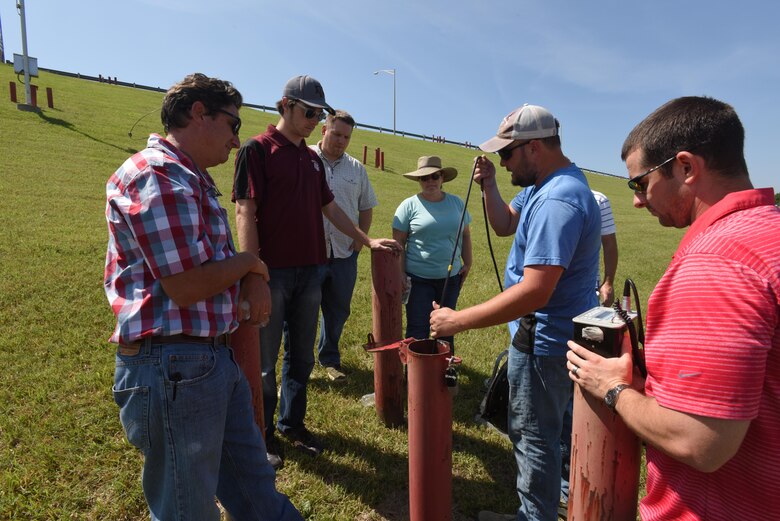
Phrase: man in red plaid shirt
[{"left": 105, "top": 73, "right": 301, "bottom": 521}]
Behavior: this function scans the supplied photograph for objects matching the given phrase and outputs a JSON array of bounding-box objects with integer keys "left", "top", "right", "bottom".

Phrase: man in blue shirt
[{"left": 430, "top": 104, "right": 600, "bottom": 521}]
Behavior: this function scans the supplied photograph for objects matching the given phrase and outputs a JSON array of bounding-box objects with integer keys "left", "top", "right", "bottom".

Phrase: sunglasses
[
  {"left": 419, "top": 173, "right": 442, "bottom": 182},
  {"left": 213, "top": 108, "right": 242, "bottom": 136},
  {"left": 627, "top": 142, "right": 708, "bottom": 193},
  {"left": 497, "top": 141, "right": 531, "bottom": 161},
  {"left": 627, "top": 155, "right": 676, "bottom": 193},
  {"left": 294, "top": 101, "right": 326, "bottom": 122}
]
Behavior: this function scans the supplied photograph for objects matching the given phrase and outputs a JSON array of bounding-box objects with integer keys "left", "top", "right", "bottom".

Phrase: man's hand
[
  {"left": 599, "top": 281, "right": 614, "bottom": 307},
  {"left": 238, "top": 272, "right": 271, "bottom": 327},
  {"left": 473, "top": 155, "right": 497, "bottom": 188},
  {"left": 566, "top": 339, "right": 636, "bottom": 399},
  {"left": 429, "top": 302, "right": 464, "bottom": 338},
  {"left": 368, "top": 238, "right": 402, "bottom": 254}
]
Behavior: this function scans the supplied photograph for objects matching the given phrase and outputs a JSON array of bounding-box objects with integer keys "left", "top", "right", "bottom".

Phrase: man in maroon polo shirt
[{"left": 232, "top": 75, "right": 399, "bottom": 469}]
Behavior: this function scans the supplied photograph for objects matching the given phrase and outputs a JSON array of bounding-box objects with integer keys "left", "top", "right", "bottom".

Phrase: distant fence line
[{"left": 28, "top": 65, "right": 622, "bottom": 174}]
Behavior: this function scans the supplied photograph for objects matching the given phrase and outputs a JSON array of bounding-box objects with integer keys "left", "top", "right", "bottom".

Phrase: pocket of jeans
[
  {"left": 112, "top": 385, "right": 150, "bottom": 450},
  {"left": 166, "top": 350, "right": 216, "bottom": 383}
]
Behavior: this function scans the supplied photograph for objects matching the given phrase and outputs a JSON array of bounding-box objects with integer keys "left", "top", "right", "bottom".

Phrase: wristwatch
[{"left": 604, "top": 384, "right": 629, "bottom": 412}]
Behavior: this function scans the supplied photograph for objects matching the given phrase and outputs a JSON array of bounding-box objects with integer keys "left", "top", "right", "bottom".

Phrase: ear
[
  {"left": 676, "top": 151, "right": 702, "bottom": 186},
  {"left": 321, "top": 125, "right": 327, "bottom": 136}
]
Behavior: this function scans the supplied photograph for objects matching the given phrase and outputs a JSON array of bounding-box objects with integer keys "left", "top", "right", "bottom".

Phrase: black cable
[
  {"left": 440, "top": 159, "right": 478, "bottom": 307},
  {"left": 482, "top": 186, "right": 504, "bottom": 293},
  {"left": 612, "top": 278, "right": 647, "bottom": 377}
]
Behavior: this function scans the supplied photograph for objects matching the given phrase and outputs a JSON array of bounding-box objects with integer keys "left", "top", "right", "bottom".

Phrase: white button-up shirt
[{"left": 311, "top": 144, "right": 378, "bottom": 259}]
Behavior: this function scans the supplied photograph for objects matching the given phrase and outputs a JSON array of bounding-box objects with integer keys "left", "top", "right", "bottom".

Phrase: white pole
[
  {"left": 373, "top": 69, "right": 397, "bottom": 135},
  {"left": 17, "top": 0, "right": 32, "bottom": 106}
]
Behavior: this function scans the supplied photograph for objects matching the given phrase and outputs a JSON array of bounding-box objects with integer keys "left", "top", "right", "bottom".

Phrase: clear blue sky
[{"left": 2, "top": 0, "right": 777, "bottom": 191}]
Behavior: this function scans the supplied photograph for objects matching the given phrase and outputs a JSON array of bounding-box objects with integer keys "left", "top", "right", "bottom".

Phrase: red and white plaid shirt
[{"left": 104, "top": 134, "right": 238, "bottom": 345}]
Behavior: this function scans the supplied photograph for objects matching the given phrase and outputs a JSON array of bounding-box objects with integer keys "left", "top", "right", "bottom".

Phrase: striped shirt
[
  {"left": 311, "top": 144, "right": 378, "bottom": 259},
  {"left": 104, "top": 134, "right": 239, "bottom": 345},
  {"left": 640, "top": 188, "right": 780, "bottom": 521},
  {"left": 592, "top": 190, "right": 616, "bottom": 236}
]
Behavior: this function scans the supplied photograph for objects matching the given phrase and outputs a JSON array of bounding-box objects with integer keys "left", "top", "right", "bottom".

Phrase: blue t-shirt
[
  {"left": 393, "top": 193, "right": 472, "bottom": 279},
  {"left": 505, "top": 163, "right": 600, "bottom": 356}
]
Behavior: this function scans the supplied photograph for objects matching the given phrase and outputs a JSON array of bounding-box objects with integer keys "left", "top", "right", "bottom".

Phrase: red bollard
[
  {"left": 367, "top": 249, "right": 405, "bottom": 427},
  {"left": 362, "top": 145, "right": 367, "bottom": 165},
  {"left": 568, "top": 324, "right": 641, "bottom": 520},
  {"left": 231, "top": 322, "right": 266, "bottom": 437},
  {"left": 30, "top": 85, "right": 38, "bottom": 107},
  {"left": 380, "top": 151, "right": 385, "bottom": 171},
  {"left": 375, "top": 147, "right": 381, "bottom": 168},
  {"left": 401, "top": 338, "right": 458, "bottom": 521},
  {"left": 46, "top": 87, "right": 54, "bottom": 109},
  {"left": 9, "top": 82, "right": 17, "bottom": 103}
]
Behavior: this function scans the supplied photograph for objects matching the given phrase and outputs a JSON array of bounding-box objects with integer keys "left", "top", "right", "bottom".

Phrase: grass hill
[{"left": 0, "top": 64, "right": 683, "bottom": 519}]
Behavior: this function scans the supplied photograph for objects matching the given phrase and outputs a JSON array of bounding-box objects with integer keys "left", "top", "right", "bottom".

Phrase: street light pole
[
  {"left": 16, "top": 0, "right": 35, "bottom": 111},
  {"left": 373, "top": 68, "right": 396, "bottom": 135}
]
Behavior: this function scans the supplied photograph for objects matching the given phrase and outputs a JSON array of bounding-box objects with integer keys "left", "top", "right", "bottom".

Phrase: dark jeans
[
  {"left": 404, "top": 272, "right": 462, "bottom": 352},
  {"left": 261, "top": 266, "right": 322, "bottom": 438},
  {"left": 317, "top": 251, "right": 359, "bottom": 368}
]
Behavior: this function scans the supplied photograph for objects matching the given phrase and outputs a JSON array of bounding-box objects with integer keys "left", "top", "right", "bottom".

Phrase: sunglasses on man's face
[
  {"left": 497, "top": 141, "right": 531, "bottom": 161},
  {"left": 295, "top": 101, "right": 326, "bottom": 122},
  {"left": 419, "top": 173, "right": 441, "bottom": 182},
  {"left": 213, "top": 108, "right": 241, "bottom": 136}
]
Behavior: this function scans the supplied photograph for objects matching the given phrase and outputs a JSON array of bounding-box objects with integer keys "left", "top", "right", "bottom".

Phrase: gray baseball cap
[
  {"left": 479, "top": 104, "right": 560, "bottom": 152},
  {"left": 283, "top": 75, "right": 334, "bottom": 115}
]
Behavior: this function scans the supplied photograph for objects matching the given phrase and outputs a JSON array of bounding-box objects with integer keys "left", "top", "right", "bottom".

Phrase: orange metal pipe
[
  {"left": 9, "top": 82, "right": 17, "bottom": 103},
  {"left": 46, "top": 87, "right": 54, "bottom": 109},
  {"left": 370, "top": 249, "right": 405, "bottom": 427},
  {"left": 375, "top": 147, "right": 381, "bottom": 168},
  {"left": 362, "top": 145, "right": 367, "bottom": 165},
  {"left": 230, "top": 322, "right": 265, "bottom": 436},
  {"left": 568, "top": 331, "right": 640, "bottom": 520},
  {"left": 404, "top": 338, "right": 454, "bottom": 521}
]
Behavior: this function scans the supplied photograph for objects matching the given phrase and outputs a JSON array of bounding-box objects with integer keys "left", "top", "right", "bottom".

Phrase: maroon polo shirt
[{"left": 232, "top": 125, "right": 334, "bottom": 269}]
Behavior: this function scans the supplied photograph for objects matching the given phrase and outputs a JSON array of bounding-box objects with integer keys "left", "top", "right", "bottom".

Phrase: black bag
[
  {"left": 476, "top": 314, "right": 536, "bottom": 435},
  {"left": 476, "top": 349, "right": 509, "bottom": 435}
]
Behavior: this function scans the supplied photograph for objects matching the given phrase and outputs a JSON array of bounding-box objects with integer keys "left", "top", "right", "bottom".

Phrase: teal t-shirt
[{"left": 392, "top": 193, "right": 471, "bottom": 279}]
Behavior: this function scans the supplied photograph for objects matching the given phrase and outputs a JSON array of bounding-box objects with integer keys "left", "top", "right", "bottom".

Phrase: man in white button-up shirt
[{"left": 310, "top": 110, "right": 378, "bottom": 381}]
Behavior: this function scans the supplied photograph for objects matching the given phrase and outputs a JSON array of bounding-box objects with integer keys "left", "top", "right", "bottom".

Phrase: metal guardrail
[{"left": 27, "top": 65, "right": 622, "bottom": 172}]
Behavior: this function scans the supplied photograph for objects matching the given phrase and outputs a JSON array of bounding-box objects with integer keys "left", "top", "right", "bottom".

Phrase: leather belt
[{"left": 118, "top": 333, "right": 230, "bottom": 356}]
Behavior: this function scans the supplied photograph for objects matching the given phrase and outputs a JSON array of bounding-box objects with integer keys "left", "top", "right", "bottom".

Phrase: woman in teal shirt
[{"left": 392, "top": 156, "right": 472, "bottom": 352}]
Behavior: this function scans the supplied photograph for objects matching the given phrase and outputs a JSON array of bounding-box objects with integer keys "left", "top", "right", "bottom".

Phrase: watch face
[{"left": 605, "top": 385, "right": 627, "bottom": 410}]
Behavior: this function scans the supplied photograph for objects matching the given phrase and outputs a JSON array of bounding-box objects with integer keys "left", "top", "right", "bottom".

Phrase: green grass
[{"left": 0, "top": 64, "right": 684, "bottom": 519}]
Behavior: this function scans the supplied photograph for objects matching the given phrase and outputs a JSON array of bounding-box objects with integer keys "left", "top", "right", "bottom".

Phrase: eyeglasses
[
  {"left": 294, "top": 101, "right": 326, "bottom": 122},
  {"left": 627, "top": 142, "right": 708, "bottom": 193},
  {"left": 419, "top": 173, "right": 441, "bottom": 182},
  {"left": 497, "top": 141, "right": 531, "bottom": 161},
  {"left": 213, "top": 108, "right": 242, "bottom": 136}
]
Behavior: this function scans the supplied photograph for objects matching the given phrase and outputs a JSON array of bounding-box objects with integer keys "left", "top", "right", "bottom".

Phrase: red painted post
[
  {"left": 380, "top": 151, "right": 385, "bottom": 171},
  {"left": 369, "top": 249, "right": 405, "bottom": 427},
  {"left": 30, "top": 85, "right": 38, "bottom": 107},
  {"left": 404, "top": 338, "right": 455, "bottom": 521},
  {"left": 362, "top": 145, "right": 368, "bottom": 165},
  {"left": 230, "top": 322, "right": 266, "bottom": 436},
  {"left": 46, "top": 87, "right": 54, "bottom": 109},
  {"left": 568, "top": 331, "right": 641, "bottom": 520},
  {"left": 375, "top": 147, "right": 381, "bottom": 168},
  {"left": 9, "top": 82, "right": 17, "bottom": 103}
]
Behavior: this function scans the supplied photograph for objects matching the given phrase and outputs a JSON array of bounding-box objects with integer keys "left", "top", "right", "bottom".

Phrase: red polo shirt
[
  {"left": 232, "top": 125, "right": 334, "bottom": 269},
  {"left": 641, "top": 188, "right": 780, "bottom": 520}
]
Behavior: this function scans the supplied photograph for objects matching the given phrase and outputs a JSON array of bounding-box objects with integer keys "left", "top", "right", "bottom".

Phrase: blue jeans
[
  {"left": 261, "top": 266, "right": 321, "bottom": 437},
  {"left": 112, "top": 340, "right": 301, "bottom": 521},
  {"left": 317, "top": 251, "right": 359, "bottom": 368},
  {"left": 405, "top": 272, "right": 461, "bottom": 351},
  {"left": 507, "top": 348, "right": 572, "bottom": 521}
]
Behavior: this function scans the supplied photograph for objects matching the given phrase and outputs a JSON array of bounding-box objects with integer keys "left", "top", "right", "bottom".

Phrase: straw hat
[{"left": 402, "top": 156, "right": 458, "bottom": 182}]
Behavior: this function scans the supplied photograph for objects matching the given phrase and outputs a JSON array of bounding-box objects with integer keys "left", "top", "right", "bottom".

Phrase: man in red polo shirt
[
  {"left": 567, "top": 96, "right": 780, "bottom": 520},
  {"left": 232, "top": 75, "right": 399, "bottom": 469}
]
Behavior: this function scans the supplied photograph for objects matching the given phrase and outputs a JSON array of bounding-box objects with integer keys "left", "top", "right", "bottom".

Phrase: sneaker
[
  {"left": 282, "top": 426, "right": 325, "bottom": 456},
  {"left": 477, "top": 512, "right": 515, "bottom": 521},
  {"left": 324, "top": 365, "right": 347, "bottom": 382},
  {"left": 265, "top": 433, "right": 284, "bottom": 470}
]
